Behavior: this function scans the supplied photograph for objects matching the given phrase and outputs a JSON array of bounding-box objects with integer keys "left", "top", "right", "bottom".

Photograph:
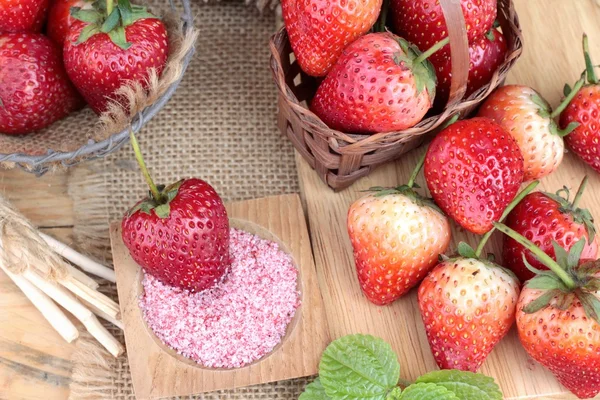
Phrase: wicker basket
[
  {"left": 270, "top": 0, "right": 523, "bottom": 191},
  {"left": 0, "top": 0, "right": 196, "bottom": 175}
]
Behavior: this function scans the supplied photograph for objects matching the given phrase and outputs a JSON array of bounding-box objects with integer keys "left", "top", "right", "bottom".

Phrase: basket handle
[{"left": 438, "top": 0, "right": 470, "bottom": 108}]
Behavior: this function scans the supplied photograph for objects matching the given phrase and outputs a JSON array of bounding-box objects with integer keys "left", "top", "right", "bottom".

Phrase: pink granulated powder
[{"left": 139, "top": 228, "right": 301, "bottom": 369}]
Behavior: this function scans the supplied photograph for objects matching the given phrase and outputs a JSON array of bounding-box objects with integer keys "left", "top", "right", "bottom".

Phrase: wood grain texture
[
  {"left": 296, "top": 1, "right": 600, "bottom": 399},
  {"left": 110, "top": 194, "right": 329, "bottom": 399}
]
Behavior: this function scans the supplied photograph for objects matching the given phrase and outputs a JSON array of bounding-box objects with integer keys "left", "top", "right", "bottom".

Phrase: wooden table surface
[{"left": 1, "top": 0, "right": 600, "bottom": 399}]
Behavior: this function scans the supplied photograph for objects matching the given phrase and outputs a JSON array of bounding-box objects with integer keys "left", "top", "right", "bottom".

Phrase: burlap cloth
[{"left": 65, "top": 1, "right": 311, "bottom": 398}]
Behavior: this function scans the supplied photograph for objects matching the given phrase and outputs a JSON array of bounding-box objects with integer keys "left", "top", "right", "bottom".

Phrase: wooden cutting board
[{"left": 295, "top": 1, "right": 600, "bottom": 399}]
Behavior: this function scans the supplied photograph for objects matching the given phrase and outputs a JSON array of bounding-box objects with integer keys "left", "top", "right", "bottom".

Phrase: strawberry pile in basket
[{"left": 0, "top": 0, "right": 168, "bottom": 135}]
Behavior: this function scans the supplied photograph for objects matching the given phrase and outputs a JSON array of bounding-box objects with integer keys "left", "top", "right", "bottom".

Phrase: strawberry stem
[
  {"left": 571, "top": 175, "right": 588, "bottom": 210},
  {"left": 129, "top": 130, "right": 163, "bottom": 203},
  {"left": 407, "top": 149, "right": 427, "bottom": 188},
  {"left": 494, "top": 223, "right": 577, "bottom": 289},
  {"left": 550, "top": 77, "right": 585, "bottom": 119},
  {"left": 374, "top": 0, "right": 388, "bottom": 33},
  {"left": 413, "top": 37, "right": 450, "bottom": 65},
  {"left": 474, "top": 181, "right": 540, "bottom": 258},
  {"left": 584, "top": 34, "right": 598, "bottom": 84}
]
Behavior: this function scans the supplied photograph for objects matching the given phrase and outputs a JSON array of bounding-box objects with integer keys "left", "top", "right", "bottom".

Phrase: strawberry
[
  {"left": 418, "top": 182, "right": 536, "bottom": 372},
  {"left": 424, "top": 117, "right": 524, "bottom": 235},
  {"left": 561, "top": 35, "right": 600, "bottom": 174},
  {"left": 46, "top": 0, "right": 87, "bottom": 47},
  {"left": 390, "top": 0, "right": 496, "bottom": 57},
  {"left": 0, "top": 0, "right": 50, "bottom": 33},
  {"left": 281, "top": 0, "right": 381, "bottom": 77},
  {"left": 347, "top": 154, "right": 451, "bottom": 305},
  {"left": 432, "top": 28, "right": 507, "bottom": 110},
  {"left": 63, "top": 0, "right": 169, "bottom": 114},
  {"left": 496, "top": 223, "right": 600, "bottom": 399},
  {"left": 0, "top": 33, "right": 82, "bottom": 135},
  {"left": 121, "top": 133, "right": 230, "bottom": 292},
  {"left": 503, "top": 177, "right": 598, "bottom": 282},
  {"left": 311, "top": 32, "right": 445, "bottom": 134},
  {"left": 478, "top": 83, "right": 586, "bottom": 181}
]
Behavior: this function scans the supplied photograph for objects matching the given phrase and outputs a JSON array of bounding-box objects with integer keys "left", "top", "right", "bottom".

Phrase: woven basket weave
[
  {"left": 270, "top": 0, "right": 523, "bottom": 191},
  {"left": 0, "top": 0, "right": 195, "bottom": 175}
]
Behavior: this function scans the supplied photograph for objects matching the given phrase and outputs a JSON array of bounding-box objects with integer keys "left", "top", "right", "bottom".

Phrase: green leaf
[
  {"left": 555, "top": 292, "right": 575, "bottom": 311},
  {"left": 117, "top": 0, "right": 133, "bottom": 25},
  {"left": 100, "top": 8, "right": 120, "bottom": 32},
  {"left": 577, "top": 290, "right": 600, "bottom": 324},
  {"left": 108, "top": 26, "right": 132, "bottom": 50},
  {"left": 526, "top": 274, "right": 567, "bottom": 291},
  {"left": 415, "top": 370, "right": 503, "bottom": 400},
  {"left": 76, "top": 24, "right": 101, "bottom": 44},
  {"left": 70, "top": 8, "right": 102, "bottom": 23},
  {"left": 154, "top": 203, "right": 170, "bottom": 219},
  {"left": 552, "top": 241, "right": 569, "bottom": 270},
  {"left": 485, "top": 29, "right": 496, "bottom": 41},
  {"left": 399, "top": 383, "right": 458, "bottom": 400},
  {"left": 567, "top": 238, "right": 586, "bottom": 270},
  {"left": 320, "top": 334, "right": 400, "bottom": 400},
  {"left": 457, "top": 242, "right": 477, "bottom": 259},
  {"left": 300, "top": 378, "right": 331, "bottom": 400},
  {"left": 523, "top": 289, "right": 560, "bottom": 314},
  {"left": 387, "top": 387, "right": 403, "bottom": 400},
  {"left": 522, "top": 254, "right": 546, "bottom": 275}
]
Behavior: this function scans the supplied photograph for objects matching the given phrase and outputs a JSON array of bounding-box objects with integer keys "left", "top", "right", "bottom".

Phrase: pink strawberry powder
[{"left": 139, "top": 228, "right": 301, "bottom": 369}]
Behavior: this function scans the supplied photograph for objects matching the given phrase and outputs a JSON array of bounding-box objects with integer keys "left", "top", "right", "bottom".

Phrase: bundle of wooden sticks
[{"left": 0, "top": 195, "right": 123, "bottom": 357}]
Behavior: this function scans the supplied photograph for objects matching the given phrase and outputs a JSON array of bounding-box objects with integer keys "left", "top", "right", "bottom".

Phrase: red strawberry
[
  {"left": 46, "top": 0, "right": 87, "bottom": 47},
  {"left": 0, "top": 0, "right": 50, "bottom": 33},
  {"left": 424, "top": 117, "right": 524, "bottom": 235},
  {"left": 561, "top": 35, "right": 600, "bottom": 173},
  {"left": 63, "top": 0, "right": 169, "bottom": 114},
  {"left": 390, "top": 0, "right": 496, "bottom": 57},
  {"left": 0, "top": 33, "right": 82, "bottom": 135},
  {"left": 122, "top": 133, "right": 230, "bottom": 292},
  {"left": 418, "top": 254, "right": 519, "bottom": 371},
  {"left": 503, "top": 177, "right": 598, "bottom": 282},
  {"left": 496, "top": 223, "right": 600, "bottom": 399},
  {"left": 478, "top": 83, "right": 584, "bottom": 181},
  {"left": 432, "top": 28, "right": 507, "bottom": 110},
  {"left": 347, "top": 156, "right": 451, "bottom": 305},
  {"left": 311, "top": 32, "right": 444, "bottom": 134},
  {"left": 281, "top": 0, "right": 382, "bottom": 77}
]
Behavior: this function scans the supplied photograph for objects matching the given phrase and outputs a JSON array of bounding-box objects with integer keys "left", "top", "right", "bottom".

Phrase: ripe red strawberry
[
  {"left": 311, "top": 32, "right": 444, "bottom": 134},
  {"left": 281, "top": 0, "right": 381, "bottom": 77},
  {"left": 424, "top": 117, "right": 524, "bottom": 235},
  {"left": 503, "top": 177, "right": 598, "bottom": 283},
  {"left": 0, "top": 0, "right": 50, "bottom": 33},
  {"left": 418, "top": 255, "right": 519, "bottom": 371},
  {"left": 478, "top": 83, "right": 585, "bottom": 181},
  {"left": 46, "top": 0, "right": 87, "bottom": 47},
  {"left": 432, "top": 28, "right": 507, "bottom": 110},
  {"left": 0, "top": 33, "right": 83, "bottom": 135},
  {"left": 348, "top": 156, "right": 451, "bottom": 305},
  {"left": 561, "top": 35, "right": 600, "bottom": 173},
  {"left": 122, "top": 133, "right": 230, "bottom": 292},
  {"left": 390, "top": 0, "right": 496, "bottom": 57},
  {"left": 63, "top": 0, "right": 169, "bottom": 114},
  {"left": 496, "top": 223, "right": 600, "bottom": 399}
]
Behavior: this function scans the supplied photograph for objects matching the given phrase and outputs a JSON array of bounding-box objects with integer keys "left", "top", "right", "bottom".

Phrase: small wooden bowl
[{"left": 270, "top": 0, "right": 523, "bottom": 191}]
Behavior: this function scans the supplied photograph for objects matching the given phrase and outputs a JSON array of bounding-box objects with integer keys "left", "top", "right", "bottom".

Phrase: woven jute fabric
[{"left": 67, "top": 1, "right": 309, "bottom": 398}]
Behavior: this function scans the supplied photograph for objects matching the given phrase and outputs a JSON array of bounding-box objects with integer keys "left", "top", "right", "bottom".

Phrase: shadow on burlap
[{"left": 67, "top": 1, "right": 311, "bottom": 398}]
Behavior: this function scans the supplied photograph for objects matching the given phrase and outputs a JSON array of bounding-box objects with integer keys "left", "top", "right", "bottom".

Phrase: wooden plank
[
  {"left": 111, "top": 194, "right": 329, "bottom": 399},
  {"left": 295, "top": 0, "right": 600, "bottom": 399}
]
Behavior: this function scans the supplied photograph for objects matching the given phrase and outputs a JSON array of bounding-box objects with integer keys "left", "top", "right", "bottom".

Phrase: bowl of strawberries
[
  {"left": 270, "top": 0, "right": 523, "bottom": 191},
  {"left": 0, "top": 0, "right": 196, "bottom": 174}
]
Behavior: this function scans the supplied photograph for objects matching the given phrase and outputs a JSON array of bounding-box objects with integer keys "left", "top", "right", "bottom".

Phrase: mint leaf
[
  {"left": 400, "top": 383, "right": 459, "bottom": 399},
  {"left": 387, "top": 387, "right": 402, "bottom": 400},
  {"left": 415, "top": 370, "right": 502, "bottom": 400},
  {"left": 320, "top": 334, "right": 400, "bottom": 400},
  {"left": 300, "top": 378, "right": 330, "bottom": 400}
]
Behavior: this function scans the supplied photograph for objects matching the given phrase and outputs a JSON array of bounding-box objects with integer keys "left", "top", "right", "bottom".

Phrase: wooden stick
[
  {"left": 63, "top": 262, "right": 99, "bottom": 290},
  {"left": 0, "top": 262, "right": 79, "bottom": 343},
  {"left": 39, "top": 233, "right": 116, "bottom": 282},
  {"left": 79, "top": 296, "right": 124, "bottom": 330},
  {"left": 60, "top": 276, "right": 121, "bottom": 320},
  {"left": 23, "top": 269, "right": 124, "bottom": 357}
]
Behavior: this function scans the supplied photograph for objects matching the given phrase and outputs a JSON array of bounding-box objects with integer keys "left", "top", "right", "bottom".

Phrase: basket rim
[
  {"left": 270, "top": 0, "right": 523, "bottom": 153},
  {"left": 0, "top": 0, "right": 195, "bottom": 175}
]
